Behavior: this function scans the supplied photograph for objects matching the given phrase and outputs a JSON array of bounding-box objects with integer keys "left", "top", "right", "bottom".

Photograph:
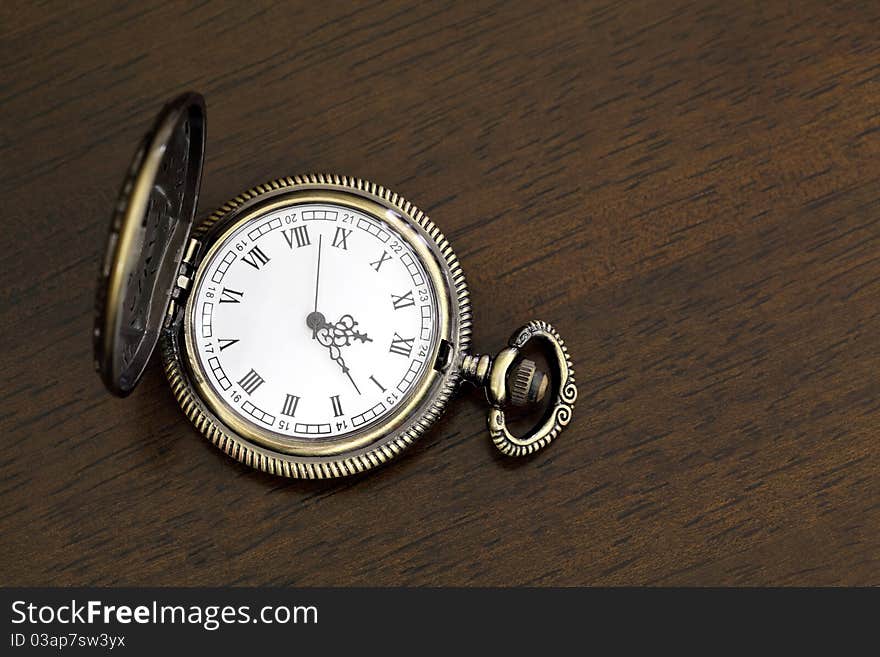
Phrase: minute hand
[{"left": 313, "top": 319, "right": 364, "bottom": 395}]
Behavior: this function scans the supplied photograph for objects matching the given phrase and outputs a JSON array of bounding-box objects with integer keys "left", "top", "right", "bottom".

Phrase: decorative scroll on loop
[{"left": 488, "top": 320, "right": 577, "bottom": 457}]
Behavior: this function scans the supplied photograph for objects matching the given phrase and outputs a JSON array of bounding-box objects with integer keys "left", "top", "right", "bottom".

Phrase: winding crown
[{"left": 509, "top": 358, "right": 549, "bottom": 406}]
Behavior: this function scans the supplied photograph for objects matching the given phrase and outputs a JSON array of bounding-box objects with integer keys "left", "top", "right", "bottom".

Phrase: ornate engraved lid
[{"left": 93, "top": 92, "right": 206, "bottom": 396}]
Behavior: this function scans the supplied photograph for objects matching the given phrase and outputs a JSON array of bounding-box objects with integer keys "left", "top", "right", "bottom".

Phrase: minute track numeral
[
  {"left": 220, "top": 287, "right": 244, "bottom": 303},
  {"left": 242, "top": 245, "right": 271, "bottom": 270},
  {"left": 330, "top": 394, "right": 344, "bottom": 417},
  {"left": 238, "top": 368, "right": 265, "bottom": 395},
  {"left": 391, "top": 290, "right": 415, "bottom": 310},
  {"left": 370, "top": 250, "right": 391, "bottom": 272},
  {"left": 283, "top": 225, "right": 311, "bottom": 248},
  {"left": 331, "top": 227, "right": 352, "bottom": 250},
  {"left": 389, "top": 333, "right": 415, "bottom": 357},
  {"left": 281, "top": 393, "right": 300, "bottom": 417}
]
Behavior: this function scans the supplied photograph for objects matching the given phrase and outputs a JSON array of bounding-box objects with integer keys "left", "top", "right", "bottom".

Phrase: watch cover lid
[{"left": 93, "top": 92, "right": 206, "bottom": 396}]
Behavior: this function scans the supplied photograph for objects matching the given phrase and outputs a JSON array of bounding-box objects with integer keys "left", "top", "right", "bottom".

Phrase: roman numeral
[
  {"left": 369, "top": 375, "right": 386, "bottom": 393},
  {"left": 391, "top": 290, "right": 415, "bottom": 310},
  {"left": 331, "top": 227, "right": 352, "bottom": 250},
  {"left": 389, "top": 333, "right": 414, "bottom": 357},
  {"left": 370, "top": 251, "right": 391, "bottom": 272},
  {"left": 283, "top": 225, "right": 311, "bottom": 248},
  {"left": 242, "top": 245, "right": 270, "bottom": 269},
  {"left": 238, "top": 368, "right": 264, "bottom": 395},
  {"left": 281, "top": 394, "right": 300, "bottom": 417},
  {"left": 220, "top": 287, "right": 244, "bottom": 303},
  {"left": 330, "top": 394, "right": 343, "bottom": 417},
  {"left": 218, "top": 338, "right": 239, "bottom": 351}
]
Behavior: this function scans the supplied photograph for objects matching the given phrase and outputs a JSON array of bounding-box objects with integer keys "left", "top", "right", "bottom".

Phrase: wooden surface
[{"left": 2, "top": 0, "right": 879, "bottom": 586}]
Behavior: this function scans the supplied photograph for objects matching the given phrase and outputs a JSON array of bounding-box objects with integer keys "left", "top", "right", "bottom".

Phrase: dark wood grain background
[{"left": 2, "top": 0, "right": 879, "bottom": 586}]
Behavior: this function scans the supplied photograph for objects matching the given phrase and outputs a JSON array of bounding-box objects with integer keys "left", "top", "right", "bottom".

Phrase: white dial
[{"left": 188, "top": 201, "right": 439, "bottom": 441}]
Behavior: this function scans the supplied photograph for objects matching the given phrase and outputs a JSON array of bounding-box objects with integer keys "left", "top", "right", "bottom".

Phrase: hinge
[{"left": 165, "top": 237, "right": 202, "bottom": 326}]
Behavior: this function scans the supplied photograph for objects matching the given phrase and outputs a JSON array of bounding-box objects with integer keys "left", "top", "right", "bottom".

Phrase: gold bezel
[
  {"left": 161, "top": 175, "right": 472, "bottom": 479},
  {"left": 184, "top": 190, "right": 449, "bottom": 456}
]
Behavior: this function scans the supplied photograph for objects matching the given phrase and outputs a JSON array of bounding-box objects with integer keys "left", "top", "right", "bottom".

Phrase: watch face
[{"left": 188, "top": 200, "right": 440, "bottom": 444}]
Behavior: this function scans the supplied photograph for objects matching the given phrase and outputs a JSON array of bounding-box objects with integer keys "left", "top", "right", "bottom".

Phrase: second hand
[
  {"left": 308, "top": 232, "right": 361, "bottom": 396},
  {"left": 312, "top": 233, "right": 322, "bottom": 339}
]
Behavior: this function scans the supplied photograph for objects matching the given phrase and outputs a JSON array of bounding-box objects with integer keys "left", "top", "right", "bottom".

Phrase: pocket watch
[{"left": 93, "top": 92, "right": 576, "bottom": 479}]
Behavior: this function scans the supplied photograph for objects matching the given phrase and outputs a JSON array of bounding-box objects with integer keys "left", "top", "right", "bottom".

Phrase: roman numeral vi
[{"left": 220, "top": 287, "right": 244, "bottom": 303}]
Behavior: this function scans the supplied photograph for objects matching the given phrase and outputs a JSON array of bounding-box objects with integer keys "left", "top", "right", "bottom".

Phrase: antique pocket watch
[{"left": 94, "top": 92, "right": 576, "bottom": 479}]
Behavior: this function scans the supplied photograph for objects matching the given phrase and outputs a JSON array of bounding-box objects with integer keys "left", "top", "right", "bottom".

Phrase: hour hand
[
  {"left": 332, "top": 314, "right": 373, "bottom": 345},
  {"left": 326, "top": 344, "right": 361, "bottom": 395},
  {"left": 342, "top": 365, "right": 361, "bottom": 395}
]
